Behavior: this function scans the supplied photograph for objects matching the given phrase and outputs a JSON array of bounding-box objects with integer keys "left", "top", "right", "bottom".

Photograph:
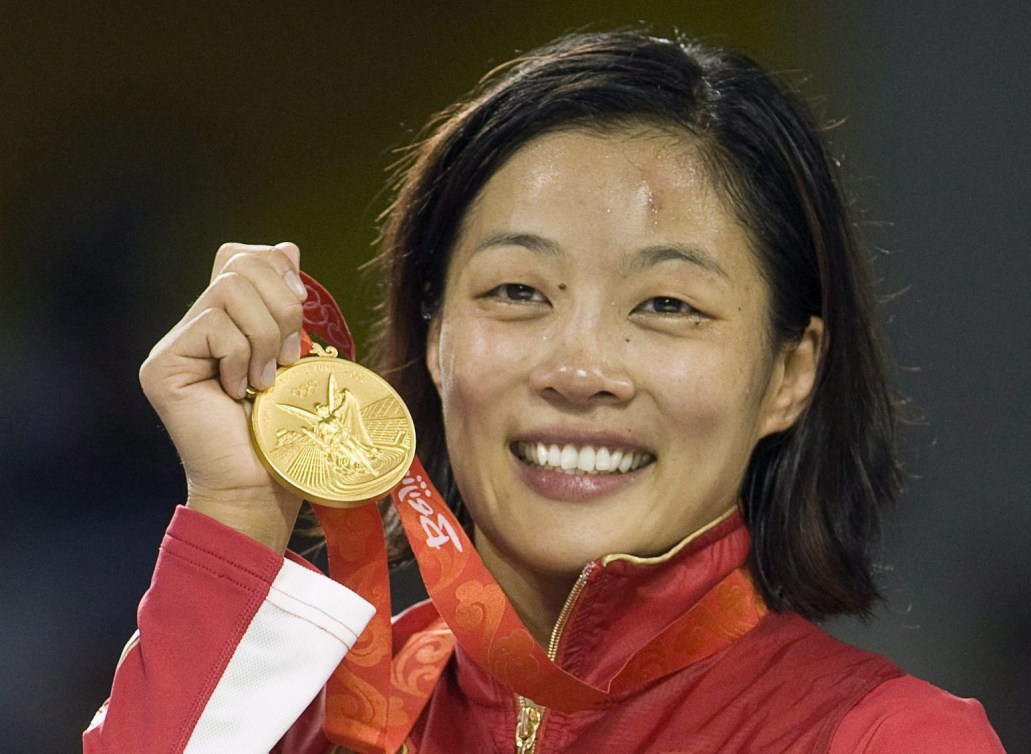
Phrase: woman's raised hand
[{"left": 139, "top": 242, "right": 309, "bottom": 553}]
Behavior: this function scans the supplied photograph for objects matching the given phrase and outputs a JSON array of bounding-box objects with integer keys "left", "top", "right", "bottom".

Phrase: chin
[{"left": 486, "top": 526, "right": 625, "bottom": 579}]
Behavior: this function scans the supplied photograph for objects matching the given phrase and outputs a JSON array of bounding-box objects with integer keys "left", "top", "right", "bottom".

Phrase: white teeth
[
  {"left": 516, "top": 442, "right": 652, "bottom": 475},
  {"left": 609, "top": 449, "right": 623, "bottom": 470},
  {"left": 576, "top": 446, "right": 595, "bottom": 472},
  {"left": 548, "top": 444, "right": 561, "bottom": 466}
]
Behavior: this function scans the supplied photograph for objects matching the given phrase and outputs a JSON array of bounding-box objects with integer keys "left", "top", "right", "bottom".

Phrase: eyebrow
[
  {"left": 475, "top": 231, "right": 729, "bottom": 281},
  {"left": 475, "top": 232, "right": 562, "bottom": 257},
  {"left": 624, "top": 244, "right": 729, "bottom": 281}
]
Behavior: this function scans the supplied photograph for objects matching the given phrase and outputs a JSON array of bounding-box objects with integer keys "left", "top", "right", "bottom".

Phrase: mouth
[{"left": 511, "top": 441, "right": 655, "bottom": 475}]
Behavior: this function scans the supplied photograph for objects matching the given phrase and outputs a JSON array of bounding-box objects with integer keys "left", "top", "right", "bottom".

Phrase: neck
[{"left": 473, "top": 528, "right": 581, "bottom": 648}]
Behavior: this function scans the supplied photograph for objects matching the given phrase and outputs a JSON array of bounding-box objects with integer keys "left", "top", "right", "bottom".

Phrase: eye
[
  {"left": 485, "top": 283, "right": 547, "bottom": 303},
  {"left": 634, "top": 296, "right": 706, "bottom": 320}
]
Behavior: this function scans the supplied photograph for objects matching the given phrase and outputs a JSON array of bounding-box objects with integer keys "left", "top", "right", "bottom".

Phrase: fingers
[
  {"left": 174, "top": 307, "right": 255, "bottom": 400},
  {"left": 186, "top": 242, "right": 309, "bottom": 397},
  {"left": 204, "top": 308, "right": 261, "bottom": 401},
  {"left": 211, "top": 241, "right": 300, "bottom": 282}
]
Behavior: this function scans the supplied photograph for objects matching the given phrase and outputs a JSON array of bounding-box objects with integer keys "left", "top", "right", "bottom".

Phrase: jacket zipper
[
  {"left": 514, "top": 699, "right": 543, "bottom": 754},
  {"left": 514, "top": 564, "right": 594, "bottom": 753}
]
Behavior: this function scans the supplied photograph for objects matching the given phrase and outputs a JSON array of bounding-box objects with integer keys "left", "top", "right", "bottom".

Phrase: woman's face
[{"left": 426, "top": 127, "right": 819, "bottom": 579}]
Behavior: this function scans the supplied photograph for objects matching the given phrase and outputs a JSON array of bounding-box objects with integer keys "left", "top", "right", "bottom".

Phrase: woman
[{"left": 84, "top": 31, "right": 1003, "bottom": 753}]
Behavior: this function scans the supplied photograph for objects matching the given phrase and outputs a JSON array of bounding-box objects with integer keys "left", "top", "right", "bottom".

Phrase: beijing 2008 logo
[{"left": 399, "top": 474, "right": 464, "bottom": 552}]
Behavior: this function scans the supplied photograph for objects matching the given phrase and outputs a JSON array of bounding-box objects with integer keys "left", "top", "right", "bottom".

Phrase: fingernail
[
  {"left": 262, "top": 360, "right": 277, "bottom": 388},
  {"left": 238, "top": 376, "right": 249, "bottom": 398},
  {"left": 285, "top": 270, "right": 308, "bottom": 300},
  {"left": 280, "top": 332, "right": 301, "bottom": 363}
]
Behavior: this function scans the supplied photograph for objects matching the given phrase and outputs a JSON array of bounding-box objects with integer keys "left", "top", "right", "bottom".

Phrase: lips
[{"left": 511, "top": 441, "right": 655, "bottom": 475}]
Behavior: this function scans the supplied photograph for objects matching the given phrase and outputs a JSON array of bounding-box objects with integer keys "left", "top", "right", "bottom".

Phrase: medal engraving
[{"left": 250, "top": 346, "right": 416, "bottom": 506}]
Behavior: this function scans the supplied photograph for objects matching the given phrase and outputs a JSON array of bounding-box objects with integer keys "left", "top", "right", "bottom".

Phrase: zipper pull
[{"left": 515, "top": 697, "right": 542, "bottom": 754}]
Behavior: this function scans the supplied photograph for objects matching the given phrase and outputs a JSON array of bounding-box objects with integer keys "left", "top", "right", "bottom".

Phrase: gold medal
[{"left": 249, "top": 344, "right": 416, "bottom": 507}]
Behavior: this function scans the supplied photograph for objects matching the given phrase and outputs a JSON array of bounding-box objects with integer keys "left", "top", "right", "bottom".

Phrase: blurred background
[{"left": 1, "top": 1, "right": 1028, "bottom": 750}]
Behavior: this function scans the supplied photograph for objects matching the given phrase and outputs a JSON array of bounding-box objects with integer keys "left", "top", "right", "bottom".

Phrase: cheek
[
  {"left": 435, "top": 318, "right": 534, "bottom": 513},
  {"left": 640, "top": 339, "right": 767, "bottom": 439},
  {"left": 436, "top": 319, "right": 529, "bottom": 432}
]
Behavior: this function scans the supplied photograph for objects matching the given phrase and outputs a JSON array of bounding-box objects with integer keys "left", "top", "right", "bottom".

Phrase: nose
[{"left": 529, "top": 322, "right": 635, "bottom": 405}]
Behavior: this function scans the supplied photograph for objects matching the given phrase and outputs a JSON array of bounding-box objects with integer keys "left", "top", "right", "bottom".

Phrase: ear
[
  {"left": 759, "top": 316, "right": 824, "bottom": 438},
  {"left": 425, "top": 316, "right": 444, "bottom": 396}
]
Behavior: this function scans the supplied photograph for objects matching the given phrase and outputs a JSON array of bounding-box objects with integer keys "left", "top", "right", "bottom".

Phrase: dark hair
[{"left": 368, "top": 30, "right": 902, "bottom": 620}]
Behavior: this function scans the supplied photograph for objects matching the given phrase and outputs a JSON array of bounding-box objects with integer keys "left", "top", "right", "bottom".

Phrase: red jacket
[
  {"left": 400, "top": 513, "right": 1004, "bottom": 752},
  {"left": 84, "top": 507, "right": 1004, "bottom": 753}
]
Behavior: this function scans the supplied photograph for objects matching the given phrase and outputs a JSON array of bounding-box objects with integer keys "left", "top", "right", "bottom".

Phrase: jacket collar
[
  {"left": 556, "top": 508, "right": 752, "bottom": 685},
  {"left": 454, "top": 507, "right": 758, "bottom": 697}
]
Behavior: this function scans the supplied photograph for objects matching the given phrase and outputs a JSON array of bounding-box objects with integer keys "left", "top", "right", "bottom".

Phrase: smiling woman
[
  {"left": 424, "top": 130, "right": 821, "bottom": 641},
  {"left": 84, "top": 30, "right": 1003, "bottom": 754},
  {"left": 375, "top": 34, "right": 881, "bottom": 626}
]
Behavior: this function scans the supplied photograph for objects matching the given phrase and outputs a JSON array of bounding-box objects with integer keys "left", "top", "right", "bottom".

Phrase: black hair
[{"left": 369, "top": 30, "right": 902, "bottom": 619}]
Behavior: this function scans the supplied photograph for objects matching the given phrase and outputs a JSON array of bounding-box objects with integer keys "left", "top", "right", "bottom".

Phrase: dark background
[{"left": 2, "top": 2, "right": 1028, "bottom": 751}]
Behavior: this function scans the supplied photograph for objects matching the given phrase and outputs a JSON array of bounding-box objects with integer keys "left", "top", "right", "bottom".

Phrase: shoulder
[{"left": 830, "top": 674, "right": 1006, "bottom": 753}]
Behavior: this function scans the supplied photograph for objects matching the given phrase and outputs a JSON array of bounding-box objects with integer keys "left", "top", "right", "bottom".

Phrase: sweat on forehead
[{"left": 447, "top": 124, "right": 734, "bottom": 267}]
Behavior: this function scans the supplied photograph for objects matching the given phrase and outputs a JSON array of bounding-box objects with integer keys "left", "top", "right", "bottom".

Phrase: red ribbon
[{"left": 296, "top": 272, "right": 767, "bottom": 754}]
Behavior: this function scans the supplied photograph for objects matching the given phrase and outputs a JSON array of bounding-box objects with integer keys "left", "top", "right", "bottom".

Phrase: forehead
[
  {"left": 477, "top": 126, "right": 714, "bottom": 207},
  {"left": 451, "top": 127, "right": 759, "bottom": 277}
]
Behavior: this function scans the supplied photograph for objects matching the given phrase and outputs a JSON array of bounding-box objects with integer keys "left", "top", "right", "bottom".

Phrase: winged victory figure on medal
[{"left": 268, "top": 370, "right": 412, "bottom": 495}]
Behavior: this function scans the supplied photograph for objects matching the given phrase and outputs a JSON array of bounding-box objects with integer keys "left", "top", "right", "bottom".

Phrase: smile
[{"left": 512, "top": 442, "right": 655, "bottom": 475}]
